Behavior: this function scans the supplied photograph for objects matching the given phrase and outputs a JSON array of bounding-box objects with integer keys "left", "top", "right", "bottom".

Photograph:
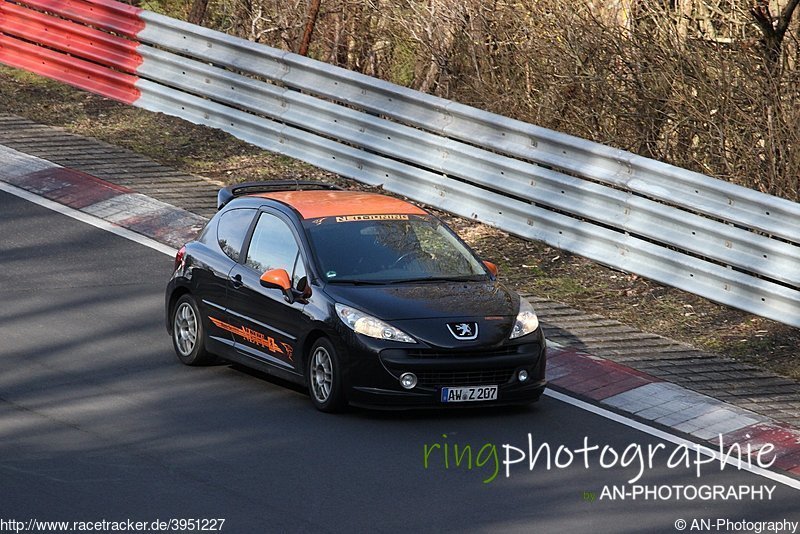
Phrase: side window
[
  {"left": 246, "top": 213, "right": 306, "bottom": 286},
  {"left": 292, "top": 250, "right": 307, "bottom": 288},
  {"left": 217, "top": 208, "right": 256, "bottom": 262}
]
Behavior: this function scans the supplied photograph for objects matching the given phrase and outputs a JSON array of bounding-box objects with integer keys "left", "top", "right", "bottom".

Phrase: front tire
[
  {"left": 307, "top": 338, "right": 346, "bottom": 412},
  {"left": 171, "top": 294, "right": 214, "bottom": 366}
]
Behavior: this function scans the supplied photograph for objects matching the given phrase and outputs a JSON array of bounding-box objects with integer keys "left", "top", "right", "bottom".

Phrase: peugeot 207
[{"left": 165, "top": 182, "right": 546, "bottom": 412}]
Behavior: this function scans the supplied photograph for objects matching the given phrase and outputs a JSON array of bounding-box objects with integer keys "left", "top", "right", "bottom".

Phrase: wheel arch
[
  {"left": 166, "top": 286, "right": 192, "bottom": 334},
  {"left": 300, "top": 328, "right": 332, "bottom": 385}
]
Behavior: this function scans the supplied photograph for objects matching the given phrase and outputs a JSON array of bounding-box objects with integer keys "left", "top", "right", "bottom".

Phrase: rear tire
[
  {"left": 171, "top": 294, "right": 214, "bottom": 366},
  {"left": 307, "top": 338, "right": 347, "bottom": 412}
]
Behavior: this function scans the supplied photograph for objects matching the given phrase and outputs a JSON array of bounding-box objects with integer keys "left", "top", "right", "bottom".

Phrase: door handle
[{"left": 230, "top": 274, "right": 243, "bottom": 289}]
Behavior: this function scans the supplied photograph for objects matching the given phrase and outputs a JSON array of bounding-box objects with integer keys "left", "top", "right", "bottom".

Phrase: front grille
[
  {"left": 405, "top": 346, "right": 519, "bottom": 359},
  {"left": 416, "top": 368, "right": 516, "bottom": 387}
]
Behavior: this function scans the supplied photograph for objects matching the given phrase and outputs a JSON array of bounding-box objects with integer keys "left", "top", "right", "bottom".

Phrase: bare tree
[
  {"left": 188, "top": 0, "right": 210, "bottom": 25},
  {"left": 299, "top": 0, "right": 323, "bottom": 56},
  {"left": 751, "top": 0, "right": 800, "bottom": 73},
  {"left": 194, "top": 0, "right": 799, "bottom": 201}
]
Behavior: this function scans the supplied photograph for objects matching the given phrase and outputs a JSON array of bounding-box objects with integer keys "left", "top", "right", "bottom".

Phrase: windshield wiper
[
  {"left": 328, "top": 275, "right": 486, "bottom": 285},
  {"left": 326, "top": 279, "right": 389, "bottom": 285}
]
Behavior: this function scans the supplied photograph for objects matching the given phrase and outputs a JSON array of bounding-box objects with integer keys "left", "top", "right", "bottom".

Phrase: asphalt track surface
[{"left": 1, "top": 189, "right": 798, "bottom": 533}]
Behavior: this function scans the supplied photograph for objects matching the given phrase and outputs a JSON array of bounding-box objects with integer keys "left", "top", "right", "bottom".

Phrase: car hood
[
  {"left": 323, "top": 281, "right": 521, "bottom": 348},
  {"left": 323, "top": 280, "right": 518, "bottom": 321}
]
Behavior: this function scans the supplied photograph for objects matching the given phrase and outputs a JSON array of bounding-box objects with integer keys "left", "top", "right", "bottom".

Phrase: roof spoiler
[{"left": 217, "top": 180, "right": 343, "bottom": 210}]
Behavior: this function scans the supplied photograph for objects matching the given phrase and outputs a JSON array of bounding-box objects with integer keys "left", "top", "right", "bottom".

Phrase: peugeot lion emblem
[{"left": 447, "top": 322, "right": 479, "bottom": 341}]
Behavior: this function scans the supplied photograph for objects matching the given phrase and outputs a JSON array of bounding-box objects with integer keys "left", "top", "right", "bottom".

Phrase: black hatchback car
[{"left": 165, "top": 182, "right": 546, "bottom": 411}]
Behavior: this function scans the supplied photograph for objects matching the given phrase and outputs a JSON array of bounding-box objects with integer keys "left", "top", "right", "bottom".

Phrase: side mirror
[
  {"left": 483, "top": 260, "right": 499, "bottom": 278},
  {"left": 296, "top": 276, "right": 312, "bottom": 300},
  {"left": 260, "top": 268, "right": 294, "bottom": 302},
  {"left": 260, "top": 268, "right": 291, "bottom": 291},
  {"left": 260, "top": 269, "right": 311, "bottom": 304}
]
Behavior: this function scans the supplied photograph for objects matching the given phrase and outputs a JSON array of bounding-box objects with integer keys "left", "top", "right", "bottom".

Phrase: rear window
[
  {"left": 304, "top": 215, "right": 487, "bottom": 283},
  {"left": 217, "top": 208, "right": 256, "bottom": 262}
]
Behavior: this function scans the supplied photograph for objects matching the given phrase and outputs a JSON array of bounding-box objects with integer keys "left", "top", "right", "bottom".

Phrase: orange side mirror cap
[{"left": 260, "top": 268, "right": 292, "bottom": 291}]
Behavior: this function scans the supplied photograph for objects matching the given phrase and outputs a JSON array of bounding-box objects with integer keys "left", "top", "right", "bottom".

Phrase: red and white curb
[
  {"left": 3, "top": 142, "right": 799, "bottom": 481},
  {"left": 547, "top": 344, "right": 800, "bottom": 477}
]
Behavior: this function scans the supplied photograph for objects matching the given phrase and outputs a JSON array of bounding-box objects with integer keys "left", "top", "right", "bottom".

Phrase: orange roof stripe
[{"left": 254, "top": 190, "right": 427, "bottom": 219}]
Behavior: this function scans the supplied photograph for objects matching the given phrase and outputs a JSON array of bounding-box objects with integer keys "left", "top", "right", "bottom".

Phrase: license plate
[{"left": 440, "top": 385, "right": 498, "bottom": 403}]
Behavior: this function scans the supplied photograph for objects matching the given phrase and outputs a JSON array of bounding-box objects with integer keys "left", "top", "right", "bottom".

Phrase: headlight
[
  {"left": 335, "top": 303, "right": 416, "bottom": 343},
  {"left": 510, "top": 298, "right": 540, "bottom": 339}
]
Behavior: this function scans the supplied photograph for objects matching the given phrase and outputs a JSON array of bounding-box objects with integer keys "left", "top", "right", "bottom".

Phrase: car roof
[{"left": 252, "top": 190, "right": 428, "bottom": 219}]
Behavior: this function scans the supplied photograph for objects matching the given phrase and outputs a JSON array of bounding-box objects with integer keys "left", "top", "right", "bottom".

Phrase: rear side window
[{"left": 217, "top": 208, "right": 256, "bottom": 262}]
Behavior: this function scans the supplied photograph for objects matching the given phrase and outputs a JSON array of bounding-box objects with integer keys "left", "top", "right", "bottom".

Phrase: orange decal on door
[{"left": 210, "top": 316, "right": 294, "bottom": 361}]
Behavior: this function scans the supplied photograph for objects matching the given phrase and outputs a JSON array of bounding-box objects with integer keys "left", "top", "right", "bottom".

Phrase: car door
[
  {"left": 197, "top": 207, "right": 257, "bottom": 355},
  {"left": 224, "top": 209, "right": 309, "bottom": 374}
]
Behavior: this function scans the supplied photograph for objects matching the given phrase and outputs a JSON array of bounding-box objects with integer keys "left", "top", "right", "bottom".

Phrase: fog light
[
  {"left": 400, "top": 372, "right": 418, "bottom": 390},
  {"left": 518, "top": 369, "right": 529, "bottom": 382}
]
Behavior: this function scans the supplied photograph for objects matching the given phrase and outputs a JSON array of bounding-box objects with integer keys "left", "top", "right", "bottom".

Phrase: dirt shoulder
[{"left": 2, "top": 66, "right": 797, "bottom": 380}]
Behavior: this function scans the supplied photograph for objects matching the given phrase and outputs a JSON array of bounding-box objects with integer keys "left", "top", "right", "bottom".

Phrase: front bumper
[
  {"left": 348, "top": 379, "right": 546, "bottom": 409},
  {"left": 341, "top": 329, "right": 547, "bottom": 409}
]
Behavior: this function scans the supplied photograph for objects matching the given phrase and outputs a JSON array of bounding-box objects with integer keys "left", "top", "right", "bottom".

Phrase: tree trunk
[
  {"left": 750, "top": 0, "right": 800, "bottom": 76},
  {"left": 187, "top": 0, "right": 209, "bottom": 25},
  {"left": 299, "top": 0, "right": 323, "bottom": 56}
]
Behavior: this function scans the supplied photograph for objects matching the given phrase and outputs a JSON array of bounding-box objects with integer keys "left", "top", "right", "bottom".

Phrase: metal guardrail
[
  {"left": 138, "top": 12, "right": 800, "bottom": 246},
  {"left": 1, "top": 0, "right": 799, "bottom": 327},
  {"left": 0, "top": 0, "right": 141, "bottom": 102}
]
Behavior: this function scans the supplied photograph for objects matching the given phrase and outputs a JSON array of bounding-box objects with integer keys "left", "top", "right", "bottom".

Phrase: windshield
[{"left": 304, "top": 214, "right": 488, "bottom": 283}]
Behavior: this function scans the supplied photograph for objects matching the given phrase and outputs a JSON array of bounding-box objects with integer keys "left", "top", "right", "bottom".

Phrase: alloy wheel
[
  {"left": 310, "top": 346, "right": 333, "bottom": 402},
  {"left": 174, "top": 302, "right": 198, "bottom": 357}
]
